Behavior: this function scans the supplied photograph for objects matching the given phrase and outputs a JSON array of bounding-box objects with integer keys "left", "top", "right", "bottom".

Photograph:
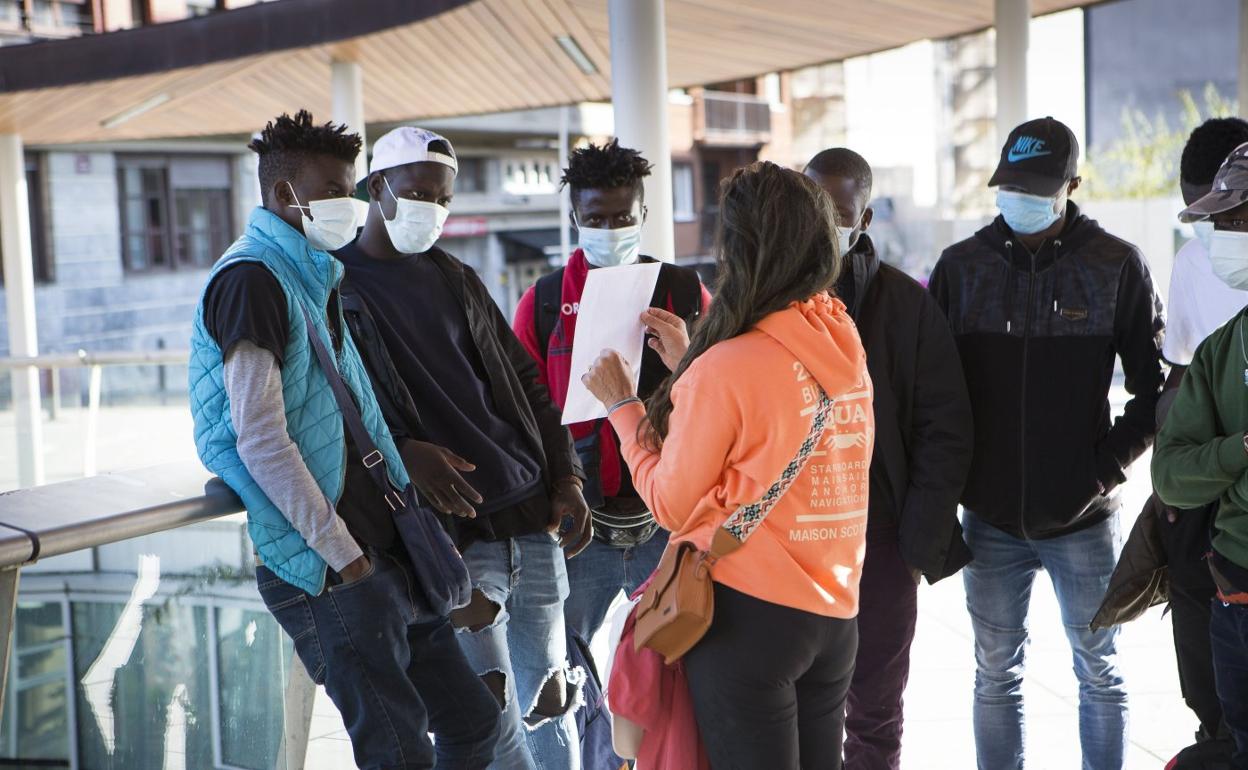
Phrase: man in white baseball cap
[{"left": 336, "top": 126, "right": 591, "bottom": 769}]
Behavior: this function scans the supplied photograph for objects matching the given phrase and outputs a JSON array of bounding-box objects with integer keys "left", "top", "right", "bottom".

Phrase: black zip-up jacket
[
  {"left": 838, "top": 235, "right": 974, "bottom": 581},
  {"left": 339, "top": 245, "right": 582, "bottom": 504},
  {"left": 929, "top": 202, "right": 1164, "bottom": 539}
]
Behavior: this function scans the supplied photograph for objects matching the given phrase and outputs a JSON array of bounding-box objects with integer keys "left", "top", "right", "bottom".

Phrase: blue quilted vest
[{"left": 189, "top": 207, "right": 409, "bottom": 595}]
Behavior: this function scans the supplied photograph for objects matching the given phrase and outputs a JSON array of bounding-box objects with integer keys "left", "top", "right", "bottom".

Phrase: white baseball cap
[{"left": 364, "top": 126, "right": 458, "bottom": 183}]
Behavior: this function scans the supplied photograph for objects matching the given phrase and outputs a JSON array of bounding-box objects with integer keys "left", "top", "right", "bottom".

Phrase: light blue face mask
[
  {"left": 996, "top": 189, "right": 1064, "bottom": 235},
  {"left": 579, "top": 224, "right": 642, "bottom": 267}
]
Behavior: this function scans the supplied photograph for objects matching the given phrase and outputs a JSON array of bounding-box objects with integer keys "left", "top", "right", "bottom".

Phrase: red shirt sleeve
[
  {"left": 511, "top": 285, "right": 548, "bottom": 386},
  {"left": 699, "top": 283, "right": 712, "bottom": 313}
]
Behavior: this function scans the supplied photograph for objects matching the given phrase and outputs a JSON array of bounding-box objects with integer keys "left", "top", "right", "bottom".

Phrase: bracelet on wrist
[{"left": 607, "top": 396, "right": 643, "bottom": 416}]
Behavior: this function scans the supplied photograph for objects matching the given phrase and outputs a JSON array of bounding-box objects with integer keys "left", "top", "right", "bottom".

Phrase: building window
[
  {"left": 502, "top": 157, "right": 558, "bottom": 195},
  {"left": 672, "top": 162, "right": 696, "bottom": 222},
  {"left": 0, "top": 1, "right": 22, "bottom": 26},
  {"left": 185, "top": 0, "right": 219, "bottom": 17},
  {"left": 456, "top": 156, "right": 488, "bottom": 194},
  {"left": 22, "top": 0, "right": 91, "bottom": 33},
  {"left": 118, "top": 155, "right": 233, "bottom": 273}
]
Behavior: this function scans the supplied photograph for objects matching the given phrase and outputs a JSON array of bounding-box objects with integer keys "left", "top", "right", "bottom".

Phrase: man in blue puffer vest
[{"left": 188, "top": 110, "right": 500, "bottom": 770}]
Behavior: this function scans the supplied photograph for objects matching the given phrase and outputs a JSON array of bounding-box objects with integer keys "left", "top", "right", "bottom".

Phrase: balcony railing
[
  {"left": 0, "top": 464, "right": 329, "bottom": 769},
  {"left": 698, "top": 91, "right": 772, "bottom": 146}
]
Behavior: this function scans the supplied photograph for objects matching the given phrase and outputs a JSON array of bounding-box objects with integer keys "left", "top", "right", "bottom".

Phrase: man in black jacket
[
  {"left": 930, "top": 117, "right": 1165, "bottom": 770},
  {"left": 806, "top": 148, "right": 974, "bottom": 770},
  {"left": 336, "top": 126, "right": 590, "bottom": 769}
]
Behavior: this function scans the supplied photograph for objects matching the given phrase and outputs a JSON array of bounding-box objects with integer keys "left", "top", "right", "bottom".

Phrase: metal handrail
[
  {"left": 0, "top": 349, "right": 192, "bottom": 478},
  {"left": 0, "top": 349, "right": 188, "bottom": 370},
  {"left": 0, "top": 462, "right": 240, "bottom": 568},
  {"left": 0, "top": 464, "right": 318, "bottom": 770}
]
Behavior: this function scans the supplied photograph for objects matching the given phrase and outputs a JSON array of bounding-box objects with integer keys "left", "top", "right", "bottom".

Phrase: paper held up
[{"left": 561, "top": 262, "right": 663, "bottom": 425}]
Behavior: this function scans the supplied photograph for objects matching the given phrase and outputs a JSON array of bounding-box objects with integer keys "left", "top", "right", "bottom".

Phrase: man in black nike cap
[{"left": 930, "top": 116, "right": 1166, "bottom": 770}]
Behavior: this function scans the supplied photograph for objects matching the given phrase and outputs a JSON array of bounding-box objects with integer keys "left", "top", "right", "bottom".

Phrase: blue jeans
[
  {"left": 256, "top": 549, "right": 501, "bottom": 770},
  {"left": 1209, "top": 599, "right": 1248, "bottom": 766},
  {"left": 563, "top": 530, "right": 668, "bottom": 643},
  {"left": 962, "top": 510, "right": 1128, "bottom": 770},
  {"left": 456, "top": 532, "right": 579, "bottom": 770}
]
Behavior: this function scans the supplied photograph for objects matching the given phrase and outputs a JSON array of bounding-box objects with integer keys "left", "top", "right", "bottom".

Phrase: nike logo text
[{"left": 1007, "top": 135, "right": 1052, "bottom": 163}]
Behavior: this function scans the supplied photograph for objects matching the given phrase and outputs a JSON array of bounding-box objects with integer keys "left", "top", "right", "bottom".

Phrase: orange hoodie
[{"left": 610, "top": 293, "right": 873, "bottom": 618}]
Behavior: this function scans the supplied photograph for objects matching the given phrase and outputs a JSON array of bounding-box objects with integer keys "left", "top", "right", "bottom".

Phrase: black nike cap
[{"left": 988, "top": 116, "right": 1080, "bottom": 197}]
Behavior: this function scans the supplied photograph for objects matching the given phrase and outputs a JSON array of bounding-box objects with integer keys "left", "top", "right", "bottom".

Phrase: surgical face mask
[
  {"left": 286, "top": 182, "right": 365, "bottom": 252},
  {"left": 996, "top": 188, "right": 1065, "bottom": 235},
  {"left": 836, "top": 212, "right": 864, "bottom": 255},
  {"left": 1209, "top": 229, "right": 1248, "bottom": 291},
  {"left": 578, "top": 223, "right": 642, "bottom": 267},
  {"left": 380, "top": 176, "right": 449, "bottom": 254},
  {"left": 1193, "top": 220, "right": 1215, "bottom": 252}
]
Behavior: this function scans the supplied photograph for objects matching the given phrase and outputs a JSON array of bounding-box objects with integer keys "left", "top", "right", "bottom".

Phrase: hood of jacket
[
  {"left": 838, "top": 233, "right": 882, "bottom": 321},
  {"left": 755, "top": 292, "right": 867, "bottom": 400},
  {"left": 974, "top": 201, "right": 1104, "bottom": 272}
]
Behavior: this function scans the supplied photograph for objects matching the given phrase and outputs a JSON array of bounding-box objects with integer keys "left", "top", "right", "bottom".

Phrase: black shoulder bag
[{"left": 300, "top": 305, "right": 472, "bottom": 616}]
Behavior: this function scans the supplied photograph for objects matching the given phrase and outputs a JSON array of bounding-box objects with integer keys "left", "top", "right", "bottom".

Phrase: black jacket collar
[{"left": 837, "top": 233, "right": 881, "bottom": 321}]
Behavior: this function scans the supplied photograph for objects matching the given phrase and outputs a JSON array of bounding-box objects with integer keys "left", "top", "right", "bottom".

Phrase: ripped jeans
[{"left": 456, "top": 531, "right": 581, "bottom": 770}]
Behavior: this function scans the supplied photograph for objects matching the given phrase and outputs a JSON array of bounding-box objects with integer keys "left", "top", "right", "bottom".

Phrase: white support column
[
  {"left": 608, "top": 0, "right": 675, "bottom": 262},
  {"left": 1240, "top": 0, "right": 1248, "bottom": 117},
  {"left": 331, "top": 60, "right": 368, "bottom": 184},
  {"left": 558, "top": 105, "right": 572, "bottom": 263},
  {"left": 0, "top": 133, "right": 44, "bottom": 489},
  {"left": 995, "top": 0, "right": 1031, "bottom": 147}
]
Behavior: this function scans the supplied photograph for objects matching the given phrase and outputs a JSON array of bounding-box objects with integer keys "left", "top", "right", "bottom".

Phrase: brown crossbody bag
[{"left": 632, "top": 388, "right": 833, "bottom": 664}]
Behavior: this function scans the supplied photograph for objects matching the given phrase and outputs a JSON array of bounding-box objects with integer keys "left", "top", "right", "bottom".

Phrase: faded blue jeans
[
  {"left": 456, "top": 532, "right": 581, "bottom": 770},
  {"left": 962, "top": 510, "right": 1128, "bottom": 770},
  {"left": 563, "top": 530, "right": 668, "bottom": 644}
]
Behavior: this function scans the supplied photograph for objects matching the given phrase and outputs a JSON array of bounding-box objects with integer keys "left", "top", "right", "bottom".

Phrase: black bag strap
[
  {"left": 665, "top": 262, "right": 705, "bottom": 321},
  {"left": 299, "top": 304, "right": 405, "bottom": 512},
  {"left": 534, "top": 268, "right": 564, "bottom": 360}
]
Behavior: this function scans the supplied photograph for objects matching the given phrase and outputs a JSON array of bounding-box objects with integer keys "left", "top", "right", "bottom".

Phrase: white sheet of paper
[{"left": 561, "top": 262, "right": 663, "bottom": 425}]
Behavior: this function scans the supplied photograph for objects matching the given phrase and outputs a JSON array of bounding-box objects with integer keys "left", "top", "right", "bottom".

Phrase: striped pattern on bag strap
[{"left": 721, "top": 388, "right": 834, "bottom": 543}]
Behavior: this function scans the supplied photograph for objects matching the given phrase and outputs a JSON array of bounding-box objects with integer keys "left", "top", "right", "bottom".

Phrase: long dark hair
[{"left": 643, "top": 161, "right": 842, "bottom": 445}]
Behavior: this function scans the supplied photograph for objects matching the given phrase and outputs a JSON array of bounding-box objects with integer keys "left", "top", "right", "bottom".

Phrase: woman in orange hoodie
[{"left": 584, "top": 161, "right": 873, "bottom": 769}]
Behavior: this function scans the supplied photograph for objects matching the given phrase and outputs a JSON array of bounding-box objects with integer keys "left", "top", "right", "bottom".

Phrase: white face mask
[
  {"left": 836, "top": 212, "right": 864, "bottom": 255},
  {"left": 1193, "top": 220, "right": 1215, "bottom": 252},
  {"left": 579, "top": 224, "right": 642, "bottom": 267},
  {"left": 380, "top": 176, "right": 449, "bottom": 254},
  {"left": 286, "top": 182, "right": 365, "bottom": 252},
  {"left": 1210, "top": 229, "right": 1248, "bottom": 291}
]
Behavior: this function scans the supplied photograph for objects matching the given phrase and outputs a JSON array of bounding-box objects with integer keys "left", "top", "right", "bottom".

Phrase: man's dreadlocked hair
[
  {"left": 560, "top": 139, "right": 652, "bottom": 205},
  {"left": 248, "top": 110, "right": 362, "bottom": 204}
]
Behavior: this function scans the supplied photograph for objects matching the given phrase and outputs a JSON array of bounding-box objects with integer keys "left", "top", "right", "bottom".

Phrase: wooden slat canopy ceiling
[{"left": 0, "top": 0, "right": 1100, "bottom": 145}]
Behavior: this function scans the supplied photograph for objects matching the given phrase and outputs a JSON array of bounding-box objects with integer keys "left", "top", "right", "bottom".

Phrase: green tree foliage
[{"left": 1083, "top": 84, "right": 1237, "bottom": 200}]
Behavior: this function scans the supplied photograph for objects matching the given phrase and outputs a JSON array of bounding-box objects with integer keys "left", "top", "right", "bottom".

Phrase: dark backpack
[
  {"left": 532, "top": 257, "right": 705, "bottom": 364},
  {"left": 531, "top": 259, "right": 704, "bottom": 511}
]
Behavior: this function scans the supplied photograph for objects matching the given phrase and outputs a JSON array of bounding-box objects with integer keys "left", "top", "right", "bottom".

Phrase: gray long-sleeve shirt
[{"left": 223, "top": 340, "right": 363, "bottom": 571}]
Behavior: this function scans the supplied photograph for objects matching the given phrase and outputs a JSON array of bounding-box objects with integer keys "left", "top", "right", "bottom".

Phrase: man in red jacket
[{"left": 513, "top": 139, "right": 710, "bottom": 648}]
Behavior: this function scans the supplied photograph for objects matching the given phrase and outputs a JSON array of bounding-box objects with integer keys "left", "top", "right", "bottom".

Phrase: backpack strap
[
  {"left": 654, "top": 261, "right": 706, "bottom": 321},
  {"left": 533, "top": 268, "right": 565, "bottom": 361}
]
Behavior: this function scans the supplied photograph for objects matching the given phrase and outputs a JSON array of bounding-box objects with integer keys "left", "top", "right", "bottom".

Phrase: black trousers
[
  {"left": 684, "top": 583, "right": 858, "bottom": 770},
  {"left": 1160, "top": 504, "right": 1226, "bottom": 738}
]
